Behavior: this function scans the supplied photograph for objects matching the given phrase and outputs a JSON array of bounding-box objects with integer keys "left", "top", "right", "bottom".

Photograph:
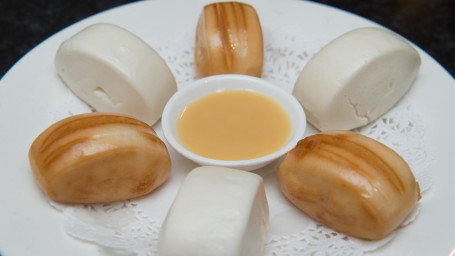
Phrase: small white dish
[{"left": 161, "top": 74, "right": 306, "bottom": 171}]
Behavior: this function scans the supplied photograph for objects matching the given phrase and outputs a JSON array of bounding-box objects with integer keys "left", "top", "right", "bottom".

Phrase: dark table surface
[{"left": 1, "top": 0, "right": 454, "bottom": 79}]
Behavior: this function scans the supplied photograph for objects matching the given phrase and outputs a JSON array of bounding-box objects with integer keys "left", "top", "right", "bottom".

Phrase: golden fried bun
[
  {"left": 277, "top": 130, "right": 420, "bottom": 240},
  {"left": 194, "top": 2, "right": 263, "bottom": 77},
  {"left": 29, "top": 113, "right": 171, "bottom": 203}
]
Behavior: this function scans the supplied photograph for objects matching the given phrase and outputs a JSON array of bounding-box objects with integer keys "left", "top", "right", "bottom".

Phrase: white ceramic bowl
[{"left": 161, "top": 74, "right": 306, "bottom": 171}]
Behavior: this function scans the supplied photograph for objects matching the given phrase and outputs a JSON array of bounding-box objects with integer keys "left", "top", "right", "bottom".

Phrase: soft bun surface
[
  {"left": 29, "top": 113, "right": 171, "bottom": 203},
  {"left": 277, "top": 130, "right": 420, "bottom": 240},
  {"left": 293, "top": 27, "right": 421, "bottom": 131},
  {"left": 55, "top": 23, "right": 177, "bottom": 126}
]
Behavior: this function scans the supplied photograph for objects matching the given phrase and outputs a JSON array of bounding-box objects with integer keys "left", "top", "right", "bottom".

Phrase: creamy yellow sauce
[{"left": 177, "top": 89, "right": 291, "bottom": 160}]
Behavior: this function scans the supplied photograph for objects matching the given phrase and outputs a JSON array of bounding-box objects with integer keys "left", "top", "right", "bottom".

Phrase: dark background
[{"left": 1, "top": 0, "right": 454, "bottom": 79}]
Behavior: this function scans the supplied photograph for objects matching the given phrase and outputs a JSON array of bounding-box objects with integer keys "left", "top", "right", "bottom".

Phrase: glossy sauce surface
[{"left": 177, "top": 89, "right": 291, "bottom": 160}]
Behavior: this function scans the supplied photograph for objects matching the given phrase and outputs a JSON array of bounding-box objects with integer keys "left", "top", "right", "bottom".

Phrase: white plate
[{"left": 1, "top": 0, "right": 454, "bottom": 255}]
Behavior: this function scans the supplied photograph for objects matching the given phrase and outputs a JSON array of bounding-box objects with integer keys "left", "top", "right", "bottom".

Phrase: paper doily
[{"left": 48, "top": 25, "right": 434, "bottom": 256}]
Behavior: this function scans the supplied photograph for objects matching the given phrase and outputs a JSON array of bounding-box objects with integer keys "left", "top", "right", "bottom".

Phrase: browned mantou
[
  {"left": 194, "top": 1, "right": 263, "bottom": 77},
  {"left": 277, "top": 130, "right": 420, "bottom": 240},
  {"left": 29, "top": 113, "right": 171, "bottom": 203}
]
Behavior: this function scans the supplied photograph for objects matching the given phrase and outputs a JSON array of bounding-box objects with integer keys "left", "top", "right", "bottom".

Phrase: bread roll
[
  {"left": 277, "top": 130, "right": 420, "bottom": 240},
  {"left": 293, "top": 27, "right": 421, "bottom": 131},
  {"left": 55, "top": 23, "right": 177, "bottom": 126},
  {"left": 29, "top": 113, "right": 171, "bottom": 203},
  {"left": 159, "top": 166, "right": 269, "bottom": 256},
  {"left": 194, "top": 2, "right": 263, "bottom": 77}
]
